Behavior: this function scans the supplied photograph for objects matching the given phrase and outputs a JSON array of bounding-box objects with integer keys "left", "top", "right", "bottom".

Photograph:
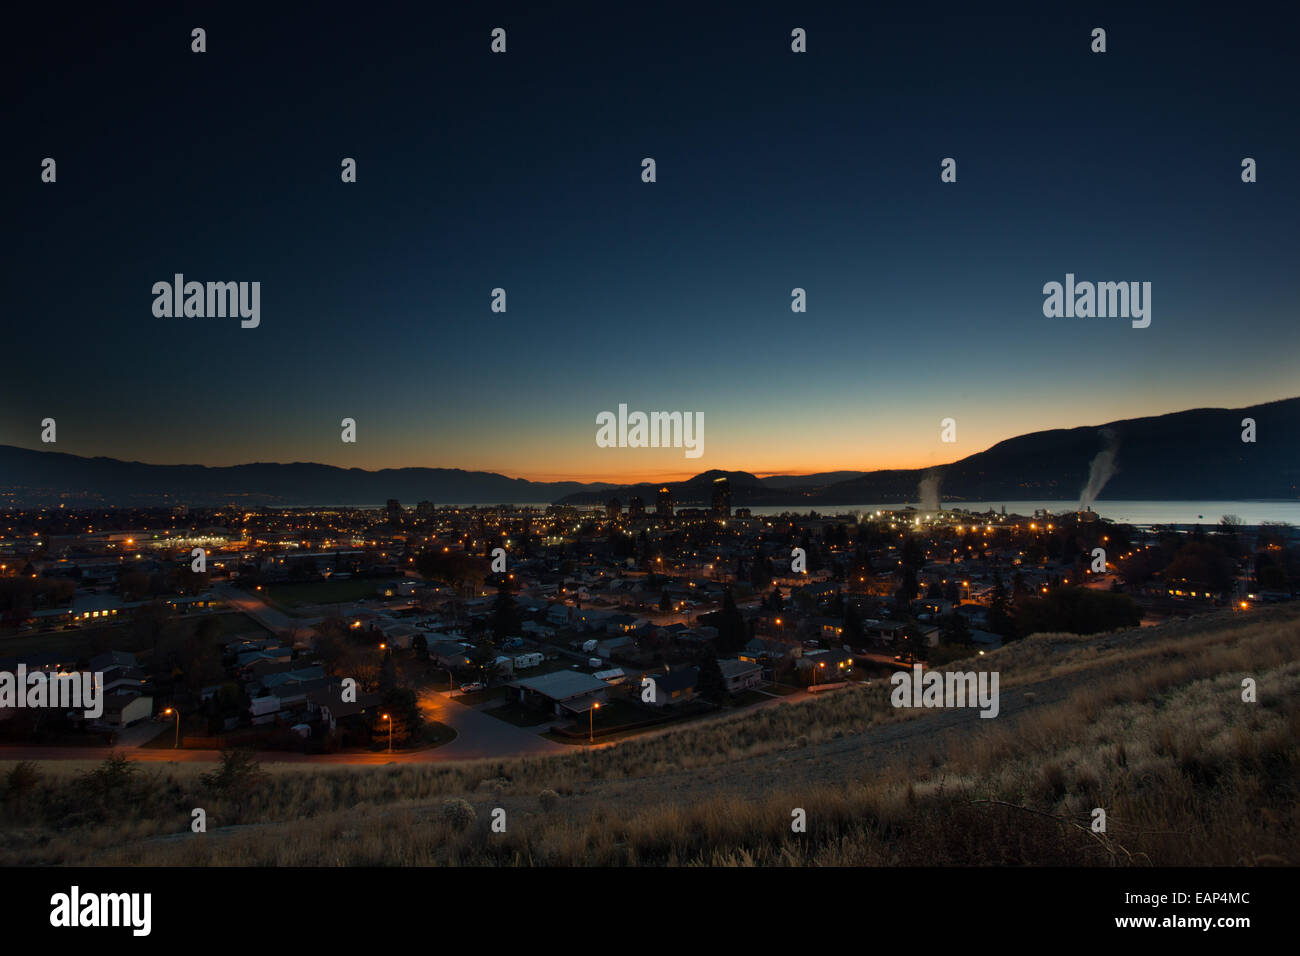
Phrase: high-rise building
[
  {"left": 628, "top": 496, "right": 646, "bottom": 517},
  {"left": 606, "top": 497, "right": 622, "bottom": 518},
  {"left": 711, "top": 477, "right": 731, "bottom": 518},
  {"left": 416, "top": 500, "right": 436, "bottom": 519},
  {"left": 656, "top": 486, "right": 674, "bottom": 517},
  {"left": 386, "top": 499, "right": 402, "bottom": 523}
]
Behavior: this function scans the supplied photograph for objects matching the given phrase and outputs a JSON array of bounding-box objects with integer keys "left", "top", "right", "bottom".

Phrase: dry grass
[{"left": 2, "top": 605, "right": 1297, "bottom": 866}]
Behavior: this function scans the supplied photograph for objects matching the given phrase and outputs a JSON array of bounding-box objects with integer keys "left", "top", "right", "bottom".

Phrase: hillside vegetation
[{"left": 2, "top": 605, "right": 1297, "bottom": 866}]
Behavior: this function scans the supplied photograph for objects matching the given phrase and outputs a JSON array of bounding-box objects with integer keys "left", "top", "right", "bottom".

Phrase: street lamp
[
  {"left": 383, "top": 713, "right": 392, "bottom": 753},
  {"left": 589, "top": 701, "right": 601, "bottom": 743},
  {"left": 163, "top": 707, "right": 180, "bottom": 748}
]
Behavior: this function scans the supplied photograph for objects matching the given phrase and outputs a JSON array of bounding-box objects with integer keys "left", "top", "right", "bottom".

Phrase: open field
[
  {"left": 1, "top": 605, "right": 1296, "bottom": 866},
  {"left": 0, "top": 610, "right": 267, "bottom": 660},
  {"left": 258, "top": 580, "right": 384, "bottom": 612}
]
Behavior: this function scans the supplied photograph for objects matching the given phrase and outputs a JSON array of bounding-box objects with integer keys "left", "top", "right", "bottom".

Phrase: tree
[
  {"left": 470, "top": 642, "right": 499, "bottom": 683},
  {"left": 377, "top": 686, "right": 422, "bottom": 745},
  {"left": 842, "top": 603, "right": 864, "bottom": 643},
  {"left": 694, "top": 651, "right": 727, "bottom": 704},
  {"left": 1165, "top": 541, "right": 1234, "bottom": 595},
  {"left": 1015, "top": 587, "right": 1141, "bottom": 637},
  {"left": 900, "top": 623, "right": 929, "bottom": 662},
  {"left": 895, "top": 568, "right": 919, "bottom": 606},
  {"left": 939, "top": 612, "right": 972, "bottom": 645},
  {"left": 490, "top": 579, "right": 522, "bottom": 639},
  {"left": 659, "top": 589, "right": 671, "bottom": 613},
  {"left": 901, "top": 536, "right": 924, "bottom": 571},
  {"left": 412, "top": 632, "right": 428, "bottom": 662},
  {"left": 701, "top": 587, "right": 748, "bottom": 655},
  {"left": 988, "top": 572, "right": 1015, "bottom": 638},
  {"left": 200, "top": 749, "right": 268, "bottom": 813},
  {"left": 378, "top": 651, "right": 398, "bottom": 693}
]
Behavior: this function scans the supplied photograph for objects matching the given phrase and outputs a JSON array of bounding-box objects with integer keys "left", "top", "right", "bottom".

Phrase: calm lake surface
[{"left": 745, "top": 501, "right": 1300, "bottom": 526}]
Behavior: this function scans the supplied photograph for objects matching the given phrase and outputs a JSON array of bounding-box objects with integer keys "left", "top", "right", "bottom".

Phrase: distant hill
[
  {"left": 761, "top": 471, "right": 868, "bottom": 489},
  {"left": 559, "top": 397, "right": 1300, "bottom": 507},
  {"left": 2, "top": 397, "right": 1296, "bottom": 507},
  {"left": 0, "top": 447, "right": 615, "bottom": 508}
]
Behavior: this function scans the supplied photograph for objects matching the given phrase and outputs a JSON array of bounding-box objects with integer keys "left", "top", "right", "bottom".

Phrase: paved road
[
  {"left": 216, "top": 583, "right": 320, "bottom": 637},
  {"left": 0, "top": 691, "right": 564, "bottom": 766},
  {"left": 417, "top": 689, "right": 565, "bottom": 760}
]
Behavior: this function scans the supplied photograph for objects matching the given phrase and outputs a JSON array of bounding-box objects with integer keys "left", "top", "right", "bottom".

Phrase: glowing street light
[
  {"left": 163, "top": 707, "right": 180, "bottom": 748},
  {"left": 589, "top": 701, "right": 601, "bottom": 743},
  {"left": 383, "top": 713, "right": 392, "bottom": 752}
]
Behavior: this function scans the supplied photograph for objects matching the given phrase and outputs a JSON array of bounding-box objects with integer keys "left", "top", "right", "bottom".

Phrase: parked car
[{"left": 459, "top": 682, "right": 485, "bottom": 693}]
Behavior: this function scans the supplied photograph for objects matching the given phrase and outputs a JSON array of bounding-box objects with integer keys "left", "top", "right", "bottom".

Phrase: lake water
[{"left": 744, "top": 501, "right": 1300, "bottom": 526}]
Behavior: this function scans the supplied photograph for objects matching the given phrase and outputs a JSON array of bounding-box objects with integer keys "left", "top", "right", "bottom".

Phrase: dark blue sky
[{"left": 7, "top": 2, "right": 1298, "bottom": 480}]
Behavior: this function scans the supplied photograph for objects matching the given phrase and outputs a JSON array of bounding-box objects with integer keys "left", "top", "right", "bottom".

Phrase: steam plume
[
  {"left": 1079, "top": 429, "right": 1119, "bottom": 511},
  {"left": 918, "top": 472, "right": 942, "bottom": 513}
]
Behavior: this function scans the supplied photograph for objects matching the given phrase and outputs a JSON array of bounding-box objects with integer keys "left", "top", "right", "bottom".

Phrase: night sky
[{"left": 6, "top": 2, "right": 1298, "bottom": 481}]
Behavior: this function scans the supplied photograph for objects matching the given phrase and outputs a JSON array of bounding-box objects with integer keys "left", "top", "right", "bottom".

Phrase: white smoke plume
[
  {"left": 1079, "top": 429, "right": 1119, "bottom": 511},
  {"left": 918, "top": 472, "right": 942, "bottom": 513}
]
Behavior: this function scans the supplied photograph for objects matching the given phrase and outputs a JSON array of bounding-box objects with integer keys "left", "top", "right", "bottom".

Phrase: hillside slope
[{"left": 2, "top": 605, "right": 1297, "bottom": 865}]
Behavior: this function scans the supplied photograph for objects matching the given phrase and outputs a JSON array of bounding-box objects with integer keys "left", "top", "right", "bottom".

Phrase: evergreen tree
[
  {"left": 704, "top": 587, "right": 748, "bottom": 655},
  {"left": 939, "top": 612, "right": 971, "bottom": 645},
  {"left": 694, "top": 651, "right": 727, "bottom": 704},
  {"left": 989, "top": 571, "right": 1016, "bottom": 638},
  {"left": 842, "top": 602, "right": 864, "bottom": 643},
  {"left": 378, "top": 651, "right": 397, "bottom": 693},
  {"left": 490, "top": 579, "right": 521, "bottom": 639}
]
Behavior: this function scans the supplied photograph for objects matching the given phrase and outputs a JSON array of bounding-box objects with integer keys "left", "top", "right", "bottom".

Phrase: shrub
[{"left": 441, "top": 798, "right": 476, "bottom": 830}]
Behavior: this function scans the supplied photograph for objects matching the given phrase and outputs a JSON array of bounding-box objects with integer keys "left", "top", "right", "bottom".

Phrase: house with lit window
[{"left": 645, "top": 666, "right": 698, "bottom": 707}]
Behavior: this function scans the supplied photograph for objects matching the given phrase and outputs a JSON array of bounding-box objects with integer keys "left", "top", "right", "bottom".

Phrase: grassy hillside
[{"left": 2, "top": 605, "right": 1297, "bottom": 866}]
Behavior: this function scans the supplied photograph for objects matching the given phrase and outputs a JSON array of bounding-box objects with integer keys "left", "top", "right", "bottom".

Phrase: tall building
[
  {"left": 711, "top": 477, "right": 731, "bottom": 518},
  {"left": 416, "top": 500, "right": 436, "bottom": 519},
  {"left": 606, "top": 497, "right": 622, "bottom": 518},
  {"left": 656, "top": 486, "right": 674, "bottom": 517},
  {"left": 628, "top": 496, "right": 646, "bottom": 517},
  {"left": 386, "top": 499, "right": 402, "bottom": 523}
]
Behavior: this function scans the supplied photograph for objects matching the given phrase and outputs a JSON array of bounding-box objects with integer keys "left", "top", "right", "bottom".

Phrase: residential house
[
  {"left": 307, "top": 684, "right": 383, "bottom": 732},
  {"left": 718, "top": 658, "right": 762, "bottom": 693},
  {"left": 646, "top": 666, "right": 698, "bottom": 707},
  {"left": 508, "top": 671, "right": 608, "bottom": 717},
  {"left": 99, "top": 693, "right": 153, "bottom": 729}
]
